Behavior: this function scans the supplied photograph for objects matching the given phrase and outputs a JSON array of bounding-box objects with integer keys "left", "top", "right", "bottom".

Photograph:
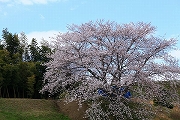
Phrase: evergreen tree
[{"left": 0, "top": 29, "right": 52, "bottom": 98}]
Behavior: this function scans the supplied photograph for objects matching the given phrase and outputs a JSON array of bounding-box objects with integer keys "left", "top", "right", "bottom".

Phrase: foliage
[
  {"left": 2, "top": 28, "right": 22, "bottom": 58},
  {"left": 41, "top": 20, "right": 180, "bottom": 119},
  {"left": 0, "top": 29, "right": 52, "bottom": 98},
  {"left": 153, "top": 83, "right": 174, "bottom": 109},
  {"left": 27, "top": 75, "right": 36, "bottom": 98}
]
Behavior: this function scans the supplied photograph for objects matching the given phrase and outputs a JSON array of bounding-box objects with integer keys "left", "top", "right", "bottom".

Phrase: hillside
[
  {"left": 0, "top": 98, "right": 180, "bottom": 120},
  {"left": 0, "top": 98, "right": 70, "bottom": 120}
]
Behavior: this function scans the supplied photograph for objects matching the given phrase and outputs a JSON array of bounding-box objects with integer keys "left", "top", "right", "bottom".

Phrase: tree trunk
[
  {"left": 23, "top": 89, "right": 24, "bottom": 98},
  {"left": 13, "top": 86, "right": 16, "bottom": 98},
  {"left": 0, "top": 87, "right": 2, "bottom": 98},
  {"left": 6, "top": 87, "right": 9, "bottom": 98},
  {"left": 3, "top": 87, "right": 5, "bottom": 98},
  {"left": 16, "top": 87, "right": 19, "bottom": 98}
]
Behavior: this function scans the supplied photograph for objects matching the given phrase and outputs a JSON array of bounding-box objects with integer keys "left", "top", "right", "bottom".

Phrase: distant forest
[{"left": 0, "top": 28, "right": 52, "bottom": 98}]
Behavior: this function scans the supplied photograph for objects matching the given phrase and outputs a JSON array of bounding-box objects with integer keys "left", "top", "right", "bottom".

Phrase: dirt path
[{"left": 56, "top": 99, "right": 88, "bottom": 120}]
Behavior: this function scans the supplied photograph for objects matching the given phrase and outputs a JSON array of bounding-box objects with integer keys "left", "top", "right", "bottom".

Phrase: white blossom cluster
[{"left": 41, "top": 20, "right": 180, "bottom": 119}]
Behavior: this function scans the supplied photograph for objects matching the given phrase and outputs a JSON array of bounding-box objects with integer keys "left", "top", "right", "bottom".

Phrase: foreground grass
[
  {"left": 1, "top": 98, "right": 180, "bottom": 120},
  {"left": 0, "top": 98, "right": 70, "bottom": 120}
]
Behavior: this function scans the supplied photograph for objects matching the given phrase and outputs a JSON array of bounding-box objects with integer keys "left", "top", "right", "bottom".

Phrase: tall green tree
[
  {"left": 19, "top": 32, "right": 30, "bottom": 61},
  {"left": 2, "top": 29, "right": 21, "bottom": 56},
  {"left": 27, "top": 75, "right": 35, "bottom": 98},
  {"left": 2, "top": 28, "right": 23, "bottom": 64},
  {"left": 0, "top": 50, "right": 11, "bottom": 97},
  {"left": 0, "top": 40, "right": 4, "bottom": 50},
  {"left": 29, "top": 38, "right": 40, "bottom": 62},
  {"left": 0, "top": 66, "right": 3, "bottom": 97},
  {"left": 17, "top": 62, "right": 33, "bottom": 98},
  {"left": 0, "top": 29, "right": 52, "bottom": 99},
  {"left": 40, "top": 40, "right": 52, "bottom": 62}
]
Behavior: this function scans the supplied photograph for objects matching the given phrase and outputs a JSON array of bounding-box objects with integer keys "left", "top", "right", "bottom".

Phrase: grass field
[{"left": 0, "top": 98, "right": 70, "bottom": 120}]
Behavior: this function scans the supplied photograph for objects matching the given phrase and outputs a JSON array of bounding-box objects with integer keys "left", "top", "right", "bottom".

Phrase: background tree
[
  {"left": 0, "top": 49, "right": 11, "bottom": 97},
  {"left": 0, "top": 40, "right": 3, "bottom": 50},
  {"left": 41, "top": 21, "right": 180, "bottom": 119},
  {"left": 0, "top": 29, "right": 52, "bottom": 99},
  {"left": 39, "top": 39, "right": 52, "bottom": 62},
  {"left": 2, "top": 28, "right": 23, "bottom": 60},
  {"left": 17, "top": 62, "right": 33, "bottom": 98},
  {"left": 29, "top": 38, "right": 41, "bottom": 62},
  {"left": 27, "top": 75, "right": 36, "bottom": 98},
  {"left": 19, "top": 32, "right": 30, "bottom": 61}
]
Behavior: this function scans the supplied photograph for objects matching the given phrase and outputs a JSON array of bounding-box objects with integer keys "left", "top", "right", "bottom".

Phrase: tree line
[{"left": 0, "top": 28, "right": 52, "bottom": 98}]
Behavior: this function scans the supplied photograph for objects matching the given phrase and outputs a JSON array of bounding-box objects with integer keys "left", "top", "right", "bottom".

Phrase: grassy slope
[
  {"left": 0, "top": 98, "right": 180, "bottom": 120},
  {"left": 0, "top": 98, "right": 70, "bottom": 120}
]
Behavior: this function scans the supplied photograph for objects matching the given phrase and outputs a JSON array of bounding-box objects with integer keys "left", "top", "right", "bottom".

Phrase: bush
[{"left": 153, "top": 98, "right": 174, "bottom": 109}]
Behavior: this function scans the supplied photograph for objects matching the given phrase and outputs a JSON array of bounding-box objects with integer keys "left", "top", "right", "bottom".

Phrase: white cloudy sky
[{"left": 0, "top": 0, "right": 180, "bottom": 59}]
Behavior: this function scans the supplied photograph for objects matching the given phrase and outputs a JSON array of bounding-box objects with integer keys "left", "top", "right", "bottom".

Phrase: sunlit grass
[{"left": 0, "top": 98, "right": 70, "bottom": 120}]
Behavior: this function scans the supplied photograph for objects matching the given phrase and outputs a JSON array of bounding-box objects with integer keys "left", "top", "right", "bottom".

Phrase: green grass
[{"left": 0, "top": 98, "right": 70, "bottom": 120}]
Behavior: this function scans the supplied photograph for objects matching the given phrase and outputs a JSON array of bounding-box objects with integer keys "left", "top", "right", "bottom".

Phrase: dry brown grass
[
  {"left": 154, "top": 104, "right": 180, "bottom": 120},
  {"left": 56, "top": 98, "right": 180, "bottom": 120},
  {"left": 56, "top": 99, "right": 88, "bottom": 120},
  {"left": 169, "top": 106, "right": 180, "bottom": 120}
]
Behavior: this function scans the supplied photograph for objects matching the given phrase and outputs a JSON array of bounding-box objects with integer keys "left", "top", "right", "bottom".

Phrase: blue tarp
[
  {"left": 98, "top": 89, "right": 107, "bottom": 96},
  {"left": 98, "top": 86, "right": 131, "bottom": 98},
  {"left": 124, "top": 91, "right": 131, "bottom": 98}
]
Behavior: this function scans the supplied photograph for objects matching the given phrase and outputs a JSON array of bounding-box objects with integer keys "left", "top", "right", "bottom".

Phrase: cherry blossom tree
[{"left": 41, "top": 21, "right": 180, "bottom": 119}]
